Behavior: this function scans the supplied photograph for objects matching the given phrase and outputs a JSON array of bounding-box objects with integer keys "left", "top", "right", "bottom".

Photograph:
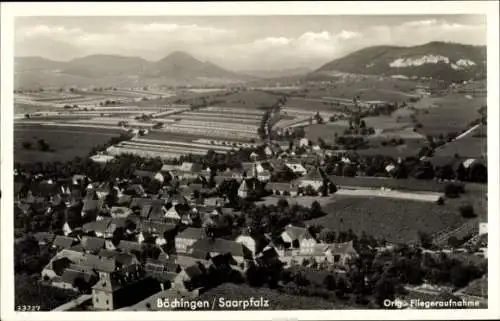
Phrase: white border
[{"left": 1, "top": 2, "right": 499, "bottom": 320}]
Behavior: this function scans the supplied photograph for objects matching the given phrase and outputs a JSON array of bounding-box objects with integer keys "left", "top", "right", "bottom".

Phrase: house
[
  {"left": 173, "top": 264, "right": 206, "bottom": 291},
  {"left": 297, "top": 167, "right": 328, "bottom": 191},
  {"left": 175, "top": 227, "right": 205, "bottom": 254},
  {"left": 116, "top": 195, "right": 133, "bottom": 207},
  {"left": 116, "top": 240, "right": 143, "bottom": 255},
  {"left": 80, "top": 236, "right": 106, "bottom": 254},
  {"left": 285, "top": 162, "right": 308, "bottom": 176},
  {"left": 134, "top": 170, "right": 165, "bottom": 183},
  {"left": 110, "top": 206, "right": 133, "bottom": 219},
  {"left": 237, "top": 179, "right": 258, "bottom": 199},
  {"left": 82, "top": 218, "right": 113, "bottom": 238},
  {"left": 188, "top": 238, "right": 253, "bottom": 266},
  {"left": 280, "top": 224, "right": 317, "bottom": 255},
  {"left": 139, "top": 221, "right": 176, "bottom": 238},
  {"left": 34, "top": 232, "right": 56, "bottom": 246},
  {"left": 266, "top": 182, "right": 299, "bottom": 197},
  {"left": 72, "top": 174, "right": 88, "bottom": 186},
  {"left": 220, "top": 169, "right": 245, "bottom": 181},
  {"left": 299, "top": 138, "right": 310, "bottom": 147},
  {"left": 51, "top": 269, "right": 96, "bottom": 292},
  {"left": 479, "top": 222, "right": 487, "bottom": 235},
  {"left": 325, "top": 241, "right": 358, "bottom": 266},
  {"left": 235, "top": 232, "right": 270, "bottom": 257},
  {"left": 81, "top": 198, "right": 104, "bottom": 217},
  {"left": 203, "top": 197, "right": 226, "bottom": 207},
  {"left": 455, "top": 158, "right": 487, "bottom": 183},
  {"left": 95, "top": 183, "right": 112, "bottom": 199},
  {"left": 177, "top": 162, "right": 203, "bottom": 180},
  {"left": 53, "top": 235, "right": 77, "bottom": 250}
]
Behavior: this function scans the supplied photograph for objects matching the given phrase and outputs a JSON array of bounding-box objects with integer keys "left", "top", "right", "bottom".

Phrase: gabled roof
[
  {"left": 53, "top": 235, "right": 75, "bottom": 249},
  {"left": 117, "top": 240, "right": 143, "bottom": 253},
  {"left": 140, "top": 221, "right": 176, "bottom": 235},
  {"left": 82, "top": 198, "right": 103, "bottom": 213},
  {"left": 327, "top": 241, "right": 357, "bottom": 256},
  {"left": 81, "top": 254, "right": 116, "bottom": 272},
  {"left": 81, "top": 236, "right": 106, "bottom": 252},
  {"left": 282, "top": 225, "right": 313, "bottom": 241},
  {"left": 266, "top": 182, "right": 298, "bottom": 192},
  {"left": 161, "top": 164, "right": 179, "bottom": 172},
  {"left": 134, "top": 170, "right": 157, "bottom": 179},
  {"left": 190, "top": 238, "right": 250, "bottom": 258},
  {"left": 176, "top": 227, "right": 204, "bottom": 240},
  {"left": 34, "top": 232, "right": 56, "bottom": 244},
  {"left": 178, "top": 162, "right": 203, "bottom": 173},
  {"left": 58, "top": 269, "right": 95, "bottom": 285},
  {"left": 301, "top": 167, "right": 327, "bottom": 182},
  {"left": 117, "top": 195, "right": 133, "bottom": 206},
  {"left": 83, "top": 218, "right": 112, "bottom": 234}
]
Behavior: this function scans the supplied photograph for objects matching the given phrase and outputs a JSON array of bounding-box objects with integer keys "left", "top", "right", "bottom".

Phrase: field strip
[
  {"left": 131, "top": 138, "right": 236, "bottom": 151},
  {"left": 119, "top": 141, "right": 216, "bottom": 154},
  {"left": 185, "top": 111, "right": 263, "bottom": 120},
  {"left": 172, "top": 123, "right": 257, "bottom": 134},
  {"left": 35, "top": 122, "right": 125, "bottom": 131},
  {"left": 336, "top": 188, "right": 442, "bottom": 202},
  {"left": 173, "top": 115, "right": 261, "bottom": 124},
  {"left": 203, "top": 106, "right": 265, "bottom": 115}
]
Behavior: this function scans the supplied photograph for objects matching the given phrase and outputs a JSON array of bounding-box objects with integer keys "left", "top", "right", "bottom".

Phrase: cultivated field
[
  {"left": 413, "top": 94, "right": 486, "bottom": 136},
  {"left": 306, "top": 196, "right": 476, "bottom": 244},
  {"left": 15, "top": 124, "right": 122, "bottom": 163}
]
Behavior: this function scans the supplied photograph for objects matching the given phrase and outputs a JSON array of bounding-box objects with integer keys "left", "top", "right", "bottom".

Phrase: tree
[
  {"left": 22, "top": 141, "right": 32, "bottom": 150},
  {"left": 418, "top": 231, "right": 433, "bottom": 249},
  {"left": 374, "top": 276, "right": 396, "bottom": 307},
  {"left": 459, "top": 204, "right": 476, "bottom": 218},
  {"left": 324, "top": 274, "right": 336, "bottom": 291},
  {"left": 310, "top": 201, "right": 323, "bottom": 217},
  {"left": 37, "top": 139, "right": 50, "bottom": 152}
]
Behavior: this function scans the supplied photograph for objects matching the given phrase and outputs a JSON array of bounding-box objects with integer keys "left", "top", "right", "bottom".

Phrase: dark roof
[
  {"left": 134, "top": 170, "right": 157, "bottom": 179},
  {"left": 81, "top": 254, "right": 116, "bottom": 272},
  {"left": 148, "top": 205, "right": 166, "bottom": 221},
  {"left": 183, "top": 264, "right": 204, "bottom": 279},
  {"left": 96, "top": 250, "right": 136, "bottom": 266},
  {"left": 81, "top": 236, "right": 106, "bottom": 252},
  {"left": 82, "top": 199, "right": 103, "bottom": 213},
  {"left": 190, "top": 238, "right": 250, "bottom": 258},
  {"left": 266, "top": 182, "right": 298, "bottom": 192},
  {"left": 140, "top": 221, "right": 176, "bottom": 235},
  {"left": 131, "top": 197, "right": 164, "bottom": 209},
  {"left": 176, "top": 227, "right": 204, "bottom": 240},
  {"left": 83, "top": 218, "right": 112, "bottom": 234},
  {"left": 146, "top": 259, "right": 180, "bottom": 273},
  {"left": 53, "top": 235, "right": 75, "bottom": 249},
  {"left": 283, "top": 225, "right": 313, "bottom": 241},
  {"left": 328, "top": 241, "right": 357, "bottom": 255},
  {"left": 34, "top": 232, "right": 56, "bottom": 244},
  {"left": 117, "top": 240, "right": 143, "bottom": 253},
  {"left": 301, "top": 167, "right": 327, "bottom": 182},
  {"left": 59, "top": 269, "right": 94, "bottom": 285}
]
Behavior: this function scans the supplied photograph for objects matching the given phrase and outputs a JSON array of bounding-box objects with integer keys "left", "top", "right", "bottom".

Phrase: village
[{"left": 14, "top": 126, "right": 488, "bottom": 310}]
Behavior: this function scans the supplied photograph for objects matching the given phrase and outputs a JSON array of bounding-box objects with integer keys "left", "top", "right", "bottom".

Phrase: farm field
[
  {"left": 432, "top": 125, "right": 487, "bottom": 160},
  {"left": 197, "top": 283, "right": 356, "bottom": 310},
  {"left": 356, "top": 141, "right": 425, "bottom": 158},
  {"left": 306, "top": 196, "right": 478, "bottom": 244},
  {"left": 14, "top": 124, "right": 123, "bottom": 163},
  {"left": 413, "top": 94, "right": 486, "bottom": 136},
  {"left": 305, "top": 123, "right": 347, "bottom": 144}
]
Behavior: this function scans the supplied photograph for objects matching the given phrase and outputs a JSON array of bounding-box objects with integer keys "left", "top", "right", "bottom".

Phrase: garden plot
[
  {"left": 156, "top": 126, "right": 258, "bottom": 141},
  {"left": 131, "top": 137, "right": 235, "bottom": 153},
  {"left": 204, "top": 106, "right": 265, "bottom": 116},
  {"left": 307, "top": 196, "right": 471, "bottom": 244}
]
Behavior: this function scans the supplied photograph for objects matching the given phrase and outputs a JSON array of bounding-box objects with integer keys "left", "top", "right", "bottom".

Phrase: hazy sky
[{"left": 15, "top": 15, "right": 487, "bottom": 71}]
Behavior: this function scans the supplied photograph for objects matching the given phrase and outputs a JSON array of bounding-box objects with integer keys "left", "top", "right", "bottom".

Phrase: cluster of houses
[{"left": 15, "top": 158, "right": 357, "bottom": 311}]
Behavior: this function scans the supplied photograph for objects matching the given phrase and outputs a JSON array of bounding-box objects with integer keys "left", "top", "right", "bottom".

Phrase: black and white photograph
[{"left": 1, "top": 2, "right": 499, "bottom": 320}]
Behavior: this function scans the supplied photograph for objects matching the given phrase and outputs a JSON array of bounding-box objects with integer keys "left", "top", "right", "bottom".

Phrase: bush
[
  {"left": 22, "top": 141, "right": 32, "bottom": 150},
  {"left": 459, "top": 204, "right": 476, "bottom": 218},
  {"left": 444, "top": 183, "right": 465, "bottom": 198}
]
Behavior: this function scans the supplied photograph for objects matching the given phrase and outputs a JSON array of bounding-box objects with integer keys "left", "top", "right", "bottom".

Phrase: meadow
[
  {"left": 14, "top": 124, "right": 122, "bottom": 163},
  {"left": 306, "top": 196, "right": 479, "bottom": 244}
]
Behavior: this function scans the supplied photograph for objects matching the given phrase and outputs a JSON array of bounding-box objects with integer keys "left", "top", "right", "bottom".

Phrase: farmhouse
[
  {"left": 266, "top": 182, "right": 299, "bottom": 197},
  {"left": 176, "top": 162, "right": 203, "bottom": 180},
  {"left": 280, "top": 224, "right": 317, "bottom": 255},
  {"left": 188, "top": 238, "right": 253, "bottom": 266},
  {"left": 175, "top": 227, "right": 205, "bottom": 254},
  {"left": 296, "top": 167, "right": 329, "bottom": 191}
]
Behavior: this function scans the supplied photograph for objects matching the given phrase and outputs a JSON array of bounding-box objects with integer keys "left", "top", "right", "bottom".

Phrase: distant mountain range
[
  {"left": 14, "top": 51, "right": 256, "bottom": 89},
  {"left": 240, "top": 67, "right": 313, "bottom": 79},
  {"left": 314, "top": 42, "right": 487, "bottom": 81},
  {"left": 15, "top": 42, "right": 487, "bottom": 90}
]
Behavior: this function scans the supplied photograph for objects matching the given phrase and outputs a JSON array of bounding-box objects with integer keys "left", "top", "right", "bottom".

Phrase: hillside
[
  {"left": 315, "top": 42, "right": 487, "bottom": 81},
  {"left": 14, "top": 52, "right": 254, "bottom": 89},
  {"left": 241, "top": 67, "right": 312, "bottom": 79}
]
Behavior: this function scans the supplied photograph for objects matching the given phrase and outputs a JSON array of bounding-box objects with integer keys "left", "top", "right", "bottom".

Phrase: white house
[
  {"left": 479, "top": 222, "right": 488, "bottom": 235},
  {"left": 280, "top": 224, "right": 317, "bottom": 255},
  {"left": 297, "top": 167, "right": 326, "bottom": 191},
  {"left": 285, "top": 163, "right": 308, "bottom": 176}
]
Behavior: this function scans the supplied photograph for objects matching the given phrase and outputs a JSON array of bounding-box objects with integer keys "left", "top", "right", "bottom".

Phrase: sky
[{"left": 15, "top": 15, "right": 487, "bottom": 71}]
